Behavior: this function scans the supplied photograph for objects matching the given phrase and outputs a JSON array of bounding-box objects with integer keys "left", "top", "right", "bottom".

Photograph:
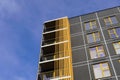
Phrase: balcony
[
  {"left": 44, "top": 20, "right": 66, "bottom": 32},
  {"left": 40, "top": 50, "right": 68, "bottom": 61},
  {"left": 39, "top": 56, "right": 71, "bottom": 79},
  {"left": 40, "top": 61, "right": 54, "bottom": 72},
  {"left": 40, "top": 51, "right": 70, "bottom": 64},
  {"left": 39, "top": 68, "right": 71, "bottom": 80},
  {"left": 43, "top": 27, "right": 67, "bottom": 34},
  {"left": 42, "top": 36, "right": 68, "bottom": 46},
  {"left": 40, "top": 42, "right": 70, "bottom": 63},
  {"left": 42, "top": 30, "right": 68, "bottom": 47}
]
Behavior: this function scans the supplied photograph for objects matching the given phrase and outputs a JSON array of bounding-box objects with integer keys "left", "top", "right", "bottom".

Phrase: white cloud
[
  {"left": 14, "top": 76, "right": 27, "bottom": 80},
  {"left": 0, "top": 0, "right": 21, "bottom": 18}
]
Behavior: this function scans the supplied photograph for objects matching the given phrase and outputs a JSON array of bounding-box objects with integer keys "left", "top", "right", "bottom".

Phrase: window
[
  {"left": 93, "top": 62, "right": 111, "bottom": 79},
  {"left": 104, "top": 16, "right": 118, "bottom": 25},
  {"left": 119, "top": 60, "right": 120, "bottom": 63},
  {"left": 113, "top": 42, "right": 120, "bottom": 54},
  {"left": 89, "top": 46, "right": 105, "bottom": 59},
  {"left": 84, "top": 20, "right": 97, "bottom": 30},
  {"left": 87, "top": 32, "right": 100, "bottom": 43},
  {"left": 108, "top": 27, "right": 120, "bottom": 38}
]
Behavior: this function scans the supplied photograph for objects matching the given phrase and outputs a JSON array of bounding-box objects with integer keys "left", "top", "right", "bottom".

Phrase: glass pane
[
  {"left": 116, "top": 49, "right": 120, "bottom": 54},
  {"left": 99, "top": 52, "right": 105, "bottom": 57},
  {"left": 93, "top": 64, "right": 102, "bottom": 79},
  {"left": 87, "top": 34, "right": 94, "bottom": 43},
  {"left": 91, "top": 21, "right": 97, "bottom": 29},
  {"left": 102, "top": 63, "right": 108, "bottom": 69},
  {"left": 90, "top": 52, "right": 98, "bottom": 59},
  {"left": 105, "top": 18, "right": 111, "bottom": 25},
  {"left": 109, "top": 29, "right": 116, "bottom": 38},
  {"left": 98, "top": 46, "right": 103, "bottom": 51},
  {"left": 109, "top": 29, "right": 114, "bottom": 34},
  {"left": 105, "top": 18, "right": 109, "bottom": 22},
  {"left": 85, "top": 22, "right": 90, "bottom": 30},
  {"left": 116, "top": 28, "right": 120, "bottom": 37},
  {"left": 111, "top": 16, "right": 118, "bottom": 24},
  {"left": 90, "top": 48, "right": 98, "bottom": 59},
  {"left": 103, "top": 70, "right": 111, "bottom": 77},
  {"left": 110, "top": 34, "right": 116, "bottom": 38},
  {"left": 113, "top": 43, "right": 120, "bottom": 48},
  {"left": 90, "top": 47, "right": 96, "bottom": 50},
  {"left": 95, "top": 33, "right": 100, "bottom": 42},
  {"left": 93, "top": 64, "right": 100, "bottom": 68},
  {"left": 106, "top": 22, "right": 111, "bottom": 25}
]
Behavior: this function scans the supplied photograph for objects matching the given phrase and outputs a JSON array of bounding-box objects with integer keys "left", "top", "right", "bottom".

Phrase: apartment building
[{"left": 37, "top": 6, "right": 120, "bottom": 80}]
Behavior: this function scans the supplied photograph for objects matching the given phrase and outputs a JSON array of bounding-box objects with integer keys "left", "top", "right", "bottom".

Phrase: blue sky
[{"left": 0, "top": 0, "right": 120, "bottom": 80}]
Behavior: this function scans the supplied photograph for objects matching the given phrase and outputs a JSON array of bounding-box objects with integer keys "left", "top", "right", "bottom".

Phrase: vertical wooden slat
[{"left": 44, "top": 17, "right": 74, "bottom": 80}]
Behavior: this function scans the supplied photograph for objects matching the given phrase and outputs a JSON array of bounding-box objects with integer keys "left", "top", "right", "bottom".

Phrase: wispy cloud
[
  {"left": 0, "top": 0, "right": 39, "bottom": 80},
  {"left": 0, "top": 0, "right": 120, "bottom": 80},
  {"left": 0, "top": 0, "right": 21, "bottom": 18},
  {"left": 13, "top": 76, "right": 27, "bottom": 80}
]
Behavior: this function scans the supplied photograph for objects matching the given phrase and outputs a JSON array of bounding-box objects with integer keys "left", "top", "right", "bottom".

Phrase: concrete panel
[
  {"left": 69, "top": 17, "right": 80, "bottom": 25},
  {"left": 97, "top": 8, "right": 119, "bottom": 17},
  {"left": 73, "top": 65, "right": 90, "bottom": 80},
  {"left": 70, "top": 23, "right": 82, "bottom": 34},
  {"left": 113, "top": 59, "right": 120, "bottom": 75},
  {"left": 81, "top": 13, "right": 96, "bottom": 22},
  {"left": 72, "top": 48, "right": 87, "bottom": 63},
  {"left": 71, "top": 34, "right": 84, "bottom": 47},
  {"left": 107, "top": 42, "right": 117, "bottom": 56}
]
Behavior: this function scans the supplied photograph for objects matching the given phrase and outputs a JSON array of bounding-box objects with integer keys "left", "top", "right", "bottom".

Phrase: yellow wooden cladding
[
  {"left": 42, "top": 17, "right": 74, "bottom": 80},
  {"left": 54, "top": 17, "right": 73, "bottom": 80}
]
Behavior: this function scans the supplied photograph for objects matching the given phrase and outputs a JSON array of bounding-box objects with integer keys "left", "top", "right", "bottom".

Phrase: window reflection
[
  {"left": 104, "top": 16, "right": 118, "bottom": 25},
  {"left": 89, "top": 46, "right": 105, "bottom": 59},
  {"left": 87, "top": 32, "right": 100, "bottom": 43},
  {"left": 108, "top": 27, "right": 120, "bottom": 38},
  {"left": 84, "top": 21, "right": 97, "bottom": 30},
  {"left": 93, "top": 62, "right": 111, "bottom": 79},
  {"left": 113, "top": 42, "right": 120, "bottom": 54}
]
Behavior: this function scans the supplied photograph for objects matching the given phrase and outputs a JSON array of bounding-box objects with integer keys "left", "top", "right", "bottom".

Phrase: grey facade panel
[
  {"left": 107, "top": 42, "right": 116, "bottom": 56},
  {"left": 115, "top": 14, "right": 120, "bottom": 23},
  {"left": 103, "top": 29, "right": 110, "bottom": 40},
  {"left": 97, "top": 8, "right": 119, "bottom": 17},
  {"left": 98, "top": 17, "right": 106, "bottom": 28},
  {"left": 105, "top": 78, "right": 117, "bottom": 80},
  {"left": 81, "top": 13, "right": 96, "bottom": 22},
  {"left": 73, "top": 65, "right": 90, "bottom": 80},
  {"left": 70, "top": 23, "right": 82, "bottom": 34},
  {"left": 69, "top": 17, "right": 80, "bottom": 25},
  {"left": 118, "top": 77, "right": 120, "bottom": 80},
  {"left": 113, "top": 59, "right": 120, "bottom": 75},
  {"left": 71, "top": 34, "right": 84, "bottom": 47},
  {"left": 72, "top": 48, "right": 87, "bottom": 63}
]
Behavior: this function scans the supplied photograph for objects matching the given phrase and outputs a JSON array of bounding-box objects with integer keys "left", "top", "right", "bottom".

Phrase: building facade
[{"left": 37, "top": 7, "right": 120, "bottom": 80}]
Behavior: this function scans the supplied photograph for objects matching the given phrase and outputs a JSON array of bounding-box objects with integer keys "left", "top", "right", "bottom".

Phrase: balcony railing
[
  {"left": 39, "top": 68, "right": 70, "bottom": 80},
  {"left": 44, "top": 25, "right": 66, "bottom": 32},
  {"left": 40, "top": 50, "right": 69, "bottom": 61},
  {"left": 42, "top": 35, "right": 68, "bottom": 46}
]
